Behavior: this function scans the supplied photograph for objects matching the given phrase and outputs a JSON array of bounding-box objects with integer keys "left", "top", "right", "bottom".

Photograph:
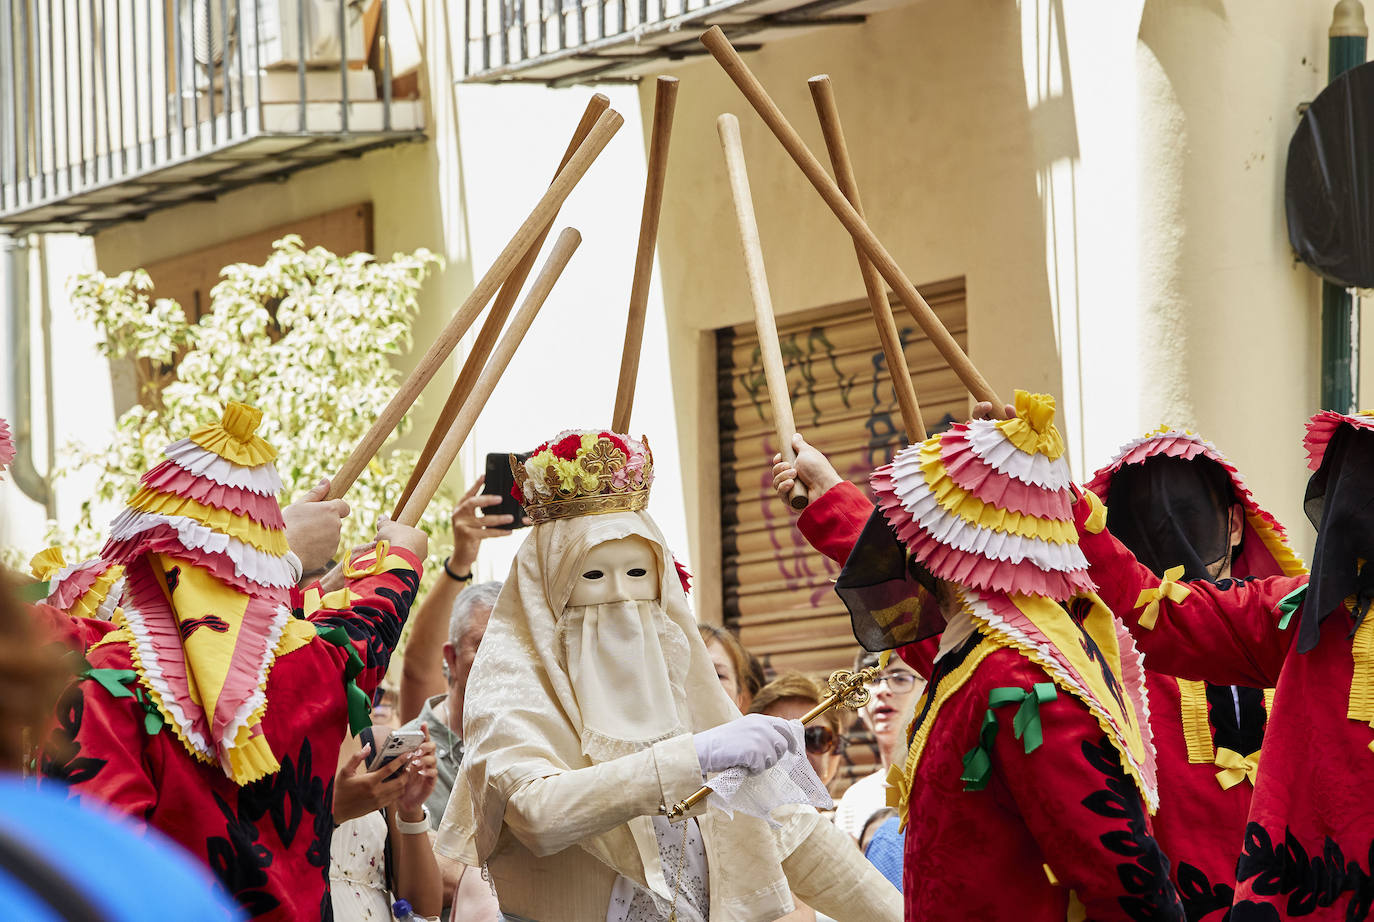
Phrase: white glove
[{"left": 692, "top": 714, "right": 799, "bottom": 776}]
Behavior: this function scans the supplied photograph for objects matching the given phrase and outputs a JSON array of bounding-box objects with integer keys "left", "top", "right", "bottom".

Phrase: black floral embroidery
[
  {"left": 1066, "top": 597, "right": 1128, "bottom": 715},
  {"left": 38, "top": 682, "right": 108, "bottom": 789},
  {"left": 203, "top": 739, "right": 333, "bottom": 918},
  {"left": 1175, "top": 859, "right": 1234, "bottom": 922},
  {"left": 1079, "top": 735, "right": 1183, "bottom": 920},
  {"left": 1234, "top": 822, "right": 1374, "bottom": 919}
]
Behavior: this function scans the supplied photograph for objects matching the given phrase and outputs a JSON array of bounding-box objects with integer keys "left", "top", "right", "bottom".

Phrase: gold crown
[{"left": 512, "top": 430, "right": 654, "bottom": 524}]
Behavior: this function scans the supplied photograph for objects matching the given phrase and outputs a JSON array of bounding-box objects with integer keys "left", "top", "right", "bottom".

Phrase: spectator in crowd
[
  {"left": 699, "top": 622, "right": 762, "bottom": 712},
  {"left": 859, "top": 809, "right": 903, "bottom": 891},
  {"left": 371, "top": 687, "right": 403, "bottom": 730},
  {"left": 330, "top": 726, "right": 443, "bottom": 922},
  {"left": 400, "top": 479, "right": 521, "bottom": 722},
  {"left": 832, "top": 651, "right": 925, "bottom": 841},
  {"left": 749, "top": 671, "right": 843, "bottom": 789}
]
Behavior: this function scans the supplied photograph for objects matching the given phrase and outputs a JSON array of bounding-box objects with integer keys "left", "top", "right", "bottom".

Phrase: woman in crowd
[
  {"left": 331, "top": 725, "right": 443, "bottom": 921},
  {"left": 831, "top": 652, "right": 924, "bottom": 841},
  {"left": 748, "top": 672, "right": 843, "bottom": 791},
  {"left": 699, "top": 622, "right": 763, "bottom": 712}
]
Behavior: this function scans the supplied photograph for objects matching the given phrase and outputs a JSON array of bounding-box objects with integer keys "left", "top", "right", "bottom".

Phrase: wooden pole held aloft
[
  {"left": 700, "top": 27, "right": 1004, "bottom": 417},
  {"left": 612, "top": 76, "right": 679, "bottom": 434},
  {"left": 393, "top": 94, "right": 611, "bottom": 516},
  {"left": 808, "top": 74, "right": 926, "bottom": 442},
  {"left": 396, "top": 228, "right": 583, "bottom": 527},
  {"left": 329, "top": 107, "right": 623, "bottom": 501},
  {"left": 717, "top": 113, "right": 808, "bottom": 510}
]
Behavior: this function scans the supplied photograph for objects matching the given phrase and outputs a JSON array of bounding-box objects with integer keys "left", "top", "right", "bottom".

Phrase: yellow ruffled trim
[
  {"left": 188, "top": 402, "right": 277, "bottom": 466},
  {"left": 1080, "top": 489, "right": 1108, "bottom": 535},
  {"left": 225, "top": 721, "right": 280, "bottom": 784},
  {"left": 995, "top": 390, "right": 1065, "bottom": 460},
  {"left": 90, "top": 627, "right": 134, "bottom": 652},
  {"left": 30, "top": 547, "right": 66, "bottom": 581},
  {"left": 893, "top": 631, "right": 1001, "bottom": 828},
  {"left": 69, "top": 566, "right": 125, "bottom": 621},
  {"left": 119, "top": 632, "right": 218, "bottom": 769},
  {"left": 128, "top": 487, "right": 288, "bottom": 554},
  {"left": 1348, "top": 605, "right": 1374, "bottom": 727},
  {"left": 277, "top": 618, "right": 319, "bottom": 657},
  {"left": 918, "top": 442, "right": 1078, "bottom": 544},
  {"left": 1264, "top": 687, "right": 1275, "bottom": 712},
  {"left": 1176, "top": 679, "right": 1215, "bottom": 764},
  {"left": 1249, "top": 512, "right": 1308, "bottom": 578}
]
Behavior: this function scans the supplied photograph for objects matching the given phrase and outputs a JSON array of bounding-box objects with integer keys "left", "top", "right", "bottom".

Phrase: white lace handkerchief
[{"left": 704, "top": 720, "right": 833, "bottom": 826}]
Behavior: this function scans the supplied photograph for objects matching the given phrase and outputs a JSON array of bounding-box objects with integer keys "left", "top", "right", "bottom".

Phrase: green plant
[{"left": 50, "top": 235, "right": 454, "bottom": 570}]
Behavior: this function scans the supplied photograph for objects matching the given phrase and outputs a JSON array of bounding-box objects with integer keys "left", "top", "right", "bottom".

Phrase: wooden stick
[
  {"left": 700, "top": 27, "right": 1005, "bottom": 417},
  {"left": 611, "top": 76, "right": 679, "bottom": 434},
  {"left": 393, "top": 94, "right": 611, "bottom": 516},
  {"left": 808, "top": 75, "right": 926, "bottom": 442},
  {"left": 396, "top": 228, "right": 583, "bottom": 526},
  {"left": 329, "top": 107, "right": 623, "bottom": 500},
  {"left": 717, "top": 114, "right": 809, "bottom": 510}
]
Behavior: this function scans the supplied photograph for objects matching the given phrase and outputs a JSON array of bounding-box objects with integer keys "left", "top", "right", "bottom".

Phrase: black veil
[
  {"left": 1104, "top": 454, "right": 1238, "bottom": 582},
  {"left": 1300, "top": 425, "right": 1374, "bottom": 653}
]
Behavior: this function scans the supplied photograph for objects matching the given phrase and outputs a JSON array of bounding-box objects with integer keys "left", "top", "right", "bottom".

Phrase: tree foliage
[{"left": 53, "top": 236, "right": 453, "bottom": 566}]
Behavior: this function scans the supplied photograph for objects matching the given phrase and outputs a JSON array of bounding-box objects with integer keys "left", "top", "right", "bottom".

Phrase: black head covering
[
  {"left": 1299, "top": 425, "right": 1374, "bottom": 654},
  {"left": 1104, "top": 454, "right": 1239, "bottom": 582}
]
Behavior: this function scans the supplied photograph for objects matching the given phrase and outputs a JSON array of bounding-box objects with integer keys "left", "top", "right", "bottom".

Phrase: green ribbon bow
[
  {"left": 314, "top": 624, "right": 371, "bottom": 736},
  {"left": 1277, "top": 584, "right": 1308, "bottom": 631},
  {"left": 79, "top": 665, "right": 165, "bottom": 736},
  {"left": 960, "top": 683, "right": 1058, "bottom": 791}
]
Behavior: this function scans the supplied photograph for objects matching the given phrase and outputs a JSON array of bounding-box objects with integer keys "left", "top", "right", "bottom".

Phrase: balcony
[
  {"left": 462, "top": 0, "right": 911, "bottom": 84},
  {"left": 0, "top": 0, "right": 425, "bottom": 234}
]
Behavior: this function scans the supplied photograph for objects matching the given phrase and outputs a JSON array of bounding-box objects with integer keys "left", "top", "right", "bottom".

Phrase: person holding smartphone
[{"left": 331, "top": 725, "right": 443, "bottom": 922}]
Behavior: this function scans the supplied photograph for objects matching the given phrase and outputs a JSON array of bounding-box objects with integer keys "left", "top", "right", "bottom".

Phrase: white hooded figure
[{"left": 436, "top": 431, "right": 899, "bottom": 922}]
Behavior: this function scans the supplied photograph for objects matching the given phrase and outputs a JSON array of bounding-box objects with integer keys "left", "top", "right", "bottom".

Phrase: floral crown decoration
[{"left": 512, "top": 430, "right": 653, "bottom": 523}]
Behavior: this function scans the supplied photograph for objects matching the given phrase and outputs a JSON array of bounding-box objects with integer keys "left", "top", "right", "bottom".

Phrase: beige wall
[{"left": 647, "top": 0, "right": 1339, "bottom": 568}]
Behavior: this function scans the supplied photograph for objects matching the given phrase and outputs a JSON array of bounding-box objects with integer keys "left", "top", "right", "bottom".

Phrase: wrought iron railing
[
  {"left": 461, "top": 0, "right": 870, "bottom": 85},
  {"left": 0, "top": 0, "right": 423, "bottom": 233}
]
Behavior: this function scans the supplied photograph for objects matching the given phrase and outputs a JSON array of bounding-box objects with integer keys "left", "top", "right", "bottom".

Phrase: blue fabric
[
  {"left": 863, "top": 815, "right": 905, "bottom": 892},
  {"left": 0, "top": 776, "right": 244, "bottom": 920}
]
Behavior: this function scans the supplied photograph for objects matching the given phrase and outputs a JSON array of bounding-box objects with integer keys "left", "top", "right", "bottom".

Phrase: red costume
[
  {"left": 810, "top": 392, "right": 1182, "bottom": 921},
  {"left": 1074, "top": 409, "right": 1374, "bottom": 921},
  {"left": 1085, "top": 430, "right": 1306, "bottom": 921},
  {"left": 37, "top": 403, "right": 423, "bottom": 921}
]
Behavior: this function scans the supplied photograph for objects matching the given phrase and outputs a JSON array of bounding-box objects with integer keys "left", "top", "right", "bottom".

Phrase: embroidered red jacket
[
  {"left": 800, "top": 482, "right": 1182, "bottom": 921},
  {"left": 1073, "top": 501, "right": 1374, "bottom": 922},
  {"left": 38, "top": 550, "right": 422, "bottom": 922}
]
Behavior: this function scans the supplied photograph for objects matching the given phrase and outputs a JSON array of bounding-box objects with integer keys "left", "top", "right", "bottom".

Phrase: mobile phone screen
[{"left": 481, "top": 452, "right": 531, "bottom": 530}]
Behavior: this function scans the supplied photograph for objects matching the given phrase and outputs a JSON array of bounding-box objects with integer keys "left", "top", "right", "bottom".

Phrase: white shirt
[{"left": 831, "top": 771, "right": 889, "bottom": 842}]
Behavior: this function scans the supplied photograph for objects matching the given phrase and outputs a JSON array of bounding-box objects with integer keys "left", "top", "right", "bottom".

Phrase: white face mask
[{"left": 566, "top": 535, "right": 660, "bottom": 606}]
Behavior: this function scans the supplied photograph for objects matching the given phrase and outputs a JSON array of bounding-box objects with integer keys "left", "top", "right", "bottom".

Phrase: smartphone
[
  {"left": 363, "top": 728, "right": 425, "bottom": 771},
  {"left": 481, "top": 451, "right": 531, "bottom": 530}
]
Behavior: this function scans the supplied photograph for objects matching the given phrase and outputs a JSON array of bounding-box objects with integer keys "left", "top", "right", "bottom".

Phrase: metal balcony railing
[
  {"left": 0, "top": 0, "right": 425, "bottom": 234},
  {"left": 462, "top": 0, "right": 901, "bottom": 85}
]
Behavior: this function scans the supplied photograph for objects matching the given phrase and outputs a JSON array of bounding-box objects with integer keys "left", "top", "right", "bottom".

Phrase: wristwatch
[{"left": 395, "top": 804, "right": 431, "bottom": 835}]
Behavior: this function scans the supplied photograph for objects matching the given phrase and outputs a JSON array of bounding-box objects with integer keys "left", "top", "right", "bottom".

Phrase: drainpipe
[
  {"left": 1322, "top": 1, "right": 1367, "bottom": 412},
  {"left": 2, "top": 234, "right": 54, "bottom": 516}
]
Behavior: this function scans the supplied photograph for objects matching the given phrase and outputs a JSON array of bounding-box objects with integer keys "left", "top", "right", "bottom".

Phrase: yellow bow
[
  {"left": 342, "top": 540, "right": 392, "bottom": 580},
  {"left": 1214, "top": 747, "right": 1260, "bottom": 790},
  {"left": 1133, "top": 566, "right": 1191, "bottom": 630}
]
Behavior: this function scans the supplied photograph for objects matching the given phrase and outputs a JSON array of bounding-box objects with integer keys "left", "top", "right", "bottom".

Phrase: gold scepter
[{"left": 662, "top": 665, "right": 881, "bottom": 821}]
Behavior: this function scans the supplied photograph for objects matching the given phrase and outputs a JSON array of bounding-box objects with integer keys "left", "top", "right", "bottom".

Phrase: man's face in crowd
[{"left": 445, "top": 603, "right": 494, "bottom": 708}]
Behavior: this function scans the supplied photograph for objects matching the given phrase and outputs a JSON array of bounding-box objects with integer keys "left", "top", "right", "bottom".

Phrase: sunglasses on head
[{"left": 804, "top": 725, "right": 837, "bottom": 754}]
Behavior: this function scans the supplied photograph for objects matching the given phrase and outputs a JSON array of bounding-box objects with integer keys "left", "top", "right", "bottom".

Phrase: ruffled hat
[
  {"left": 871, "top": 390, "right": 1092, "bottom": 600},
  {"left": 30, "top": 547, "right": 126, "bottom": 622},
  {"left": 1085, "top": 427, "right": 1306, "bottom": 581},
  {"left": 99, "top": 402, "right": 296, "bottom": 783}
]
